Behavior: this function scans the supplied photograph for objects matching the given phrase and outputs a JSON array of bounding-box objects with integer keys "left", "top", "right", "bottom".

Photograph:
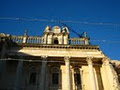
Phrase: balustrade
[
  {"left": 11, "top": 36, "right": 87, "bottom": 45},
  {"left": 26, "top": 37, "right": 42, "bottom": 44},
  {"left": 69, "top": 38, "right": 85, "bottom": 45},
  {"left": 11, "top": 36, "right": 23, "bottom": 43},
  {"left": 11, "top": 36, "right": 42, "bottom": 44}
]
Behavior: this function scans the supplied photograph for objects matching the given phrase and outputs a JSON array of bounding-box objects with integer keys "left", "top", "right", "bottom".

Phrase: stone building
[
  {"left": 111, "top": 60, "right": 120, "bottom": 83},
  {"left": 0, "top": 25, "right": 119, "bottom": 90}
]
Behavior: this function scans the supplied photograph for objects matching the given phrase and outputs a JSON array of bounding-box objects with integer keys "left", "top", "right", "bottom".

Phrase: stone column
[
  {"left": 14, "top": 60, "right": 23, "bottom": 90},
  {"left": 102, "top": 57, "right": 120, "bottom": 90},
  {"left": 64, "top": 57, "right": 71, "bottom": 90},
  {"left": 71, "top": 68, "right": 76, "bottom": 90},
  {"left": 38, "top": 56, "right": 47, "bottom": 90},
  {"left": 86, "top": 57, "right": 97, "bottom": 90},
  {"left": 61, "top": 65, "right": 67, "bottom": 90},
  {"left": 79, "top": 68, "right": 83, "bottom": 90}
]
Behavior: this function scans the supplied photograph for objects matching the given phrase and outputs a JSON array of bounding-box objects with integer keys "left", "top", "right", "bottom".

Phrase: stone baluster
[
  {"left": 35, "top": 38, "right": 37, "bottom": 43},
  {"left": 34, "top": 38, "right": 35, "bottom": 43},
  {"left": 86, "top": 57, "right": 97, "bottom": 90},
  {"left": 31, "top": 38, "right": 34, "bottom": 43},
  {"left": 29, "top": 38, "right": 31, "bottom": 43},
  {"left": 30, "top": 37, "right": 32, "bottom": 43},
  {"left": 39, "top": 38, "right": 41, "bottom": 44},
  {"left": 71, "top": 40, "right": 72, "bottom": 44},
  {"left": 32, "top": 38, "right": 34, "bottom": 43},
  {"left": 28, "top": 38, "right": 30, "bottom": 43},
  {"left": 36, "top": 38, "right": 39, "bottom": 43},
  {"left": 30, "top": 38, "right": 32, "bottom": 43},
  {"left": 78, "top": 40, "right": 80, "bottom": 44},
  {"left": 38, "top": 38, "right": 40, "bottom": 43}
]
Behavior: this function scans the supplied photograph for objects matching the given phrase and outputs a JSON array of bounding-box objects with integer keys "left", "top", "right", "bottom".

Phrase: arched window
[{"left": 54, "top": 38, "right": 59, "bottom": 44}]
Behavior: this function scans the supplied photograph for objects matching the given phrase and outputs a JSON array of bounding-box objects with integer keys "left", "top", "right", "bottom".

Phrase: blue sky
[{"left": 0, "top": 0, "right": 120, "bottom": 60}]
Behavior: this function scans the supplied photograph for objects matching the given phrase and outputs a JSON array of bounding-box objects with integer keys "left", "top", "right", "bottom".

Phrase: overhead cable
[
  {"left": 0, "top": 17, "right": 120, "bottom": 26},
  {"left": 91, "top": 40, "right": 120, "bottom": 43}
]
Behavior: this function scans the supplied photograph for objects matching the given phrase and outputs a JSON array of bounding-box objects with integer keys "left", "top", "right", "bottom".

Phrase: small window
[
  {"left": 74, "top": 73, "right": 81, "bottom": 84},
  {"left": 54, "top": 39, "right": 59, "bottom": 44},
  {"left": 52, "top": 73, "right": 59, "bottom": 84},
  {"left": 29, "top": 72, "right": 36, "bottom": 84}
]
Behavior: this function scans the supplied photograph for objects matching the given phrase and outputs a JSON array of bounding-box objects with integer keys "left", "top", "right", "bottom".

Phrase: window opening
[
  {"left": 29, "top": 72, "right": 36, "bottom": 84},
  {"left": 54, "top": 39, "right": 59, "bottom": 44},
  {"left": 74, "top": 73, "right": 81, "bottom": 84},
  {"left": 52, "top": 73, "right": 59, "bottom": 84}
]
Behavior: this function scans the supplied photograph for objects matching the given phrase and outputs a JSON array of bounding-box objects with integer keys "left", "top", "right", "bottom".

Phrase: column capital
[
  {"left": 41, "top": 56, "right": 47, "bottom": 59},
  {"left": 102, "top": 57, "right": 110, "bottom": 65},
  {"left": 64, "top": 56, "right": 71, "bottom": 62},
  {"left": 86, "top": 56, "right": 93, "bottom": 65}
]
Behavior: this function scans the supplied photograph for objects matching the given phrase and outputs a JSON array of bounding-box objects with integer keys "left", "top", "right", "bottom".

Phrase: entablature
[{"left": 11, "top": 43, "right": 99, "bottom": 50}]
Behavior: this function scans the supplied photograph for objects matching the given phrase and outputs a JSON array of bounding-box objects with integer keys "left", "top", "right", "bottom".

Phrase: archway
[{"left": 54, "top": 38, "right": 59, "bottom": 44}]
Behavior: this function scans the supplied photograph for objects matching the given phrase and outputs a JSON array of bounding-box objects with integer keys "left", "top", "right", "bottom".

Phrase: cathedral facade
[{"left": 0, "top": 26, "right": 119, "bottom": 90}]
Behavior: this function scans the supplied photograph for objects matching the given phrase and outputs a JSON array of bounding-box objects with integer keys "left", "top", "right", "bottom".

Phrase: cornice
[{"left": 11, "top": 43, "right": 99, "bottom": 50}]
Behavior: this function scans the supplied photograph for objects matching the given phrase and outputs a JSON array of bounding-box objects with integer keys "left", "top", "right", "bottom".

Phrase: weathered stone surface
[{"left": 0, "top": 26, "right": 119, "bottom": 90}]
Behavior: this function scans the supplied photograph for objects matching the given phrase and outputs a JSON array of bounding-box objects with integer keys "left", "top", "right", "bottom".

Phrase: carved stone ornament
[
  {"left": 86, "top": 56, "right": 93, "bottom": 65},
  {"left": 41, "top": 56, "right": 48, "bottom": 60},
  {"left": 64, "top": 56, "right": 71, "bottom": 62}
]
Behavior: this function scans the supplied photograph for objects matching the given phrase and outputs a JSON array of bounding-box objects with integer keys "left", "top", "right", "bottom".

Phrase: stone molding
[{"left": 14, "top": 43, "right": 99, "bottom": 50}]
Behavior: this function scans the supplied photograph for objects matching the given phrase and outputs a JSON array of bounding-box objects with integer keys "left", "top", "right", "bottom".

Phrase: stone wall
[{"left": 111, "top": 60, "right": 120, "bottom": 83}]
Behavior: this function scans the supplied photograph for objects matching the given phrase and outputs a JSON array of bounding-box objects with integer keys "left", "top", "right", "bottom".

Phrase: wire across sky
[{"left": 0, "top": 17, "right": 120, "bottom": 27}]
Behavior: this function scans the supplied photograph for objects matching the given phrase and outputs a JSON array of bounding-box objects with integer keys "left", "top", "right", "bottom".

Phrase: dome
[{"left": 52, "top": 26, "right": 61, "bottom": 33}]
